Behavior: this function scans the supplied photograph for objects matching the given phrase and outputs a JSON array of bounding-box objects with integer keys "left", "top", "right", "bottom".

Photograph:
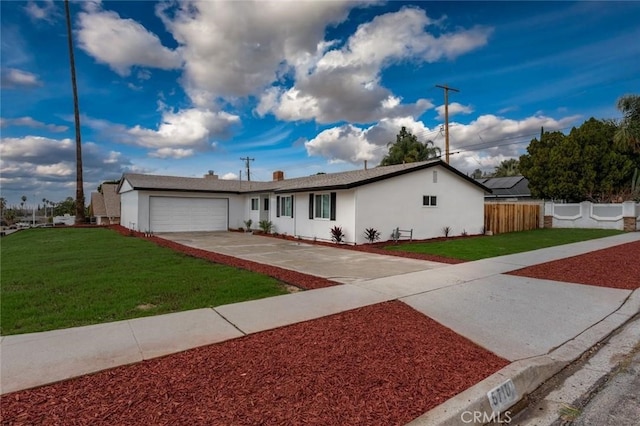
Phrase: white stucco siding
[
  {"left": 292, "top": 190, "right": 356, "bottom": 243},
  {"left": 119, "top": 191, "right": 139, "bottom": 230},
  {"left": 354, "top": 166, "right": 485, "bottom": 243}
]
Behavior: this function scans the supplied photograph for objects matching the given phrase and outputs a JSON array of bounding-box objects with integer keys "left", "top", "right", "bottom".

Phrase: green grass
[
  {"left": 386, "top": 228, "right": 624, "bottom": 261},
  {"left": 0, "top": 228, "right": 288, "bottom": 335}
]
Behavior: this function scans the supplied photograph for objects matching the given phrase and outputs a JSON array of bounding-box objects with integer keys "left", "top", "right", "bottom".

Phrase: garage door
[{"left": 149, "top": 197, "right": 228, "bottom": 232}]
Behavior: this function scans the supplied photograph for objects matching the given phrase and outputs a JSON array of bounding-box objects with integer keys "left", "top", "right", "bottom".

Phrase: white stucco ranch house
[{"left": 117, "top": 159, "right": 490, "bottom": 244}]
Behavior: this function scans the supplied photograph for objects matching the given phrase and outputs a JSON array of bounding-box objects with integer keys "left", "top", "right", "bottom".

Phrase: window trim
[
  {"left": 314, "top": 193, "right": 331, "bottom": 219},
  {"left": 279, "top": 195, "right": 293, "bottom": 217},
  {"left": 250, "top": 197, "right": 259, "bottom": 211}
]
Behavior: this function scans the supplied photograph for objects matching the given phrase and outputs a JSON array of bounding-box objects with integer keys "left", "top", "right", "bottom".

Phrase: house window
[
  {"left": 423, "top": 195, "right": 437, "bottom": 206},
  {"left": 263, "top": 198, "right": 269, "bottom": 211},
  {"left": 280, "top": 196, "right": 293, "bottom": 217},
  {"left": 314, "top": 194, "right": 331, "bottom": 219},
  {"left": 309, "top": 192, "right": 336, "bottom": 221},
  {"left": 251, "top": 198, "right": 259, "bottom": 211}
]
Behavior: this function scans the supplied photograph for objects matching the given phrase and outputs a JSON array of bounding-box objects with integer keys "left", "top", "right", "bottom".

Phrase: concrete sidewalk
[{"left": 1, "top": 232, "right": 639, "bottom": 424}]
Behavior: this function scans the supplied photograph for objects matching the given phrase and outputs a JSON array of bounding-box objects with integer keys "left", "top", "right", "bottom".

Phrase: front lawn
[
  {"left": 0, "top": 228, "right": 288, "bottom": 335},
  {"left": 385, "top": 228, "right": 624, "bottom": 261}
]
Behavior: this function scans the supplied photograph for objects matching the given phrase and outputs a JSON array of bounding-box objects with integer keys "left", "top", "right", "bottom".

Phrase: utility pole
[
  {"left": 436, "top": 84, "right": 459, "bottom": 164},
  {"left": 240, "top": 157, "right": 254, "bottom": 181}
]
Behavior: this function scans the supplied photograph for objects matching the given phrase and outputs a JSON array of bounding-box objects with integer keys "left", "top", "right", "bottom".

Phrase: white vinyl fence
[{"left": 544, "top": 201, "right": 639, "bottom": 231}]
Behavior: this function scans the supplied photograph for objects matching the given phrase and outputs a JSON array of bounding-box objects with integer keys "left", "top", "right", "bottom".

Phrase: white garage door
[{"left": 149, "top": 197, "right": 228, "bottom": 232}]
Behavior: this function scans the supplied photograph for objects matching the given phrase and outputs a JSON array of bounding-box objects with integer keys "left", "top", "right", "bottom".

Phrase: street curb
[{"left": 406, "top": 289, "right": 640, "bottom": 426}]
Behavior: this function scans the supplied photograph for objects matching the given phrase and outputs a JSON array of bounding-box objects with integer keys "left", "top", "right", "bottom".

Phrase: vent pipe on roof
[
  {"left": 364, "top": 160, "right": 368, "bottom": 170},
  {"left": 273, "top": 170, "right": 284, "bottom": 181}
]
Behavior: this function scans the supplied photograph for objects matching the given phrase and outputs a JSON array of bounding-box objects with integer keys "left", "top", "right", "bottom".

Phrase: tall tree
[
  {"left": 520, "top": 118, "right": 635, "bottom": 202},
  {"left": 379, "top": 127, "right": 441, "bottom": 166},
  {"left": 493, "top": 159, "right": 520, "bottom": 177},
  {"left": 614, "top": 94, "right": 640, "bottom": 153},
  {"left": 470, "top": 168, "right": 484, "bottom": 179},
  {"left": 65, "top": 0, "right": 85, "bottom": 224}
]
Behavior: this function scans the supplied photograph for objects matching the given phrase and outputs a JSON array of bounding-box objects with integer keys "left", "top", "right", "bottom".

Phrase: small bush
[
  {"left": 258, "top": 220, "right": 273, "bottom": 233},
  {"left": 330, "top": 225, "right": 345, "bottom": 243},
  {"left": 364, "top": 227, "right": 381, "bottom": 243},
  {"left": 442, "top": 226, "right": 452, "bottom": 238},
  {"left": 461, "top": 229, "right": 468, "bottom": 237},
  {"left": 243, "top": 219, "right": 253, "bottom": 230}
]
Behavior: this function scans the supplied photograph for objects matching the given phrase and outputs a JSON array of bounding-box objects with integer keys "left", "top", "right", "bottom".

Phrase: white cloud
[
  {"left": 149, "top": 148, "right": 194, "bottom": 159},
  {"left": 435, "top": 102, "right": 474, "bottom": 120},
  {"left": 77, "top": 3, "right": 181, "bottom": 76},
  {"left": 305, "top": 117, "right": 434, "bottom": 164},
  {"left": 0, "top": 116, "right": 68, "bottom": 132},
  {"left": 0, "top": 68, "right": 42, "bottom": 88},
  {"left": 24, "top": 0, "right": 58, "bottom": 22},
  {"left": 305, "top": 113, "right": 582, "bottom": 170},
  {"left": 445, "top": 114, "right": 582, "bottom": 172},
  {"left": 35, "top": 163, "right": 73, "bottom": 176},
  {"left": 0, "top": 135, "right": 133, "bottom": 205},
  {"left": 221, "top": 172, "right": 239, "bottom": 180},
  {"left": 157, "top": 0, "right": 367, "bottom": 106},
  {"left": 258, "top": 7, "right": 491, "bottom": 124},
  {"left": 127, "top": 108, "right": 240, "bottom": 158}
]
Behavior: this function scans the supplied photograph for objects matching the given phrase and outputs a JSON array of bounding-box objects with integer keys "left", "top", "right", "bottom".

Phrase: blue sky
[{"left": 1, "top": 0, "right": 639, "bottom": 207}]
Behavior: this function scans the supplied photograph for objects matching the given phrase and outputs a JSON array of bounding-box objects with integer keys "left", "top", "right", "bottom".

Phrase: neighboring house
[
  {"left": 476, "top": 176, "right": 532, "bottom": 201},
  {"left": 90, "top": 184, "right": 121, "bottom": 225},
  {"left": 118, "top": 160, "right": 490, "bottom": 244}
]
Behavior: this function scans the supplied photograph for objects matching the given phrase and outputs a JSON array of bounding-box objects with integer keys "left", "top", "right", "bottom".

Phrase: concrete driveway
[{"left": 156, "top": 231, "right": 445, "bottom": 284}]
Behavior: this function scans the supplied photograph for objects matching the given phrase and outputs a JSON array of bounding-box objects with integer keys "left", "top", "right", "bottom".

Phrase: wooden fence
[{"left": 484, "top": 203, "right": 541, "bottom": 234}]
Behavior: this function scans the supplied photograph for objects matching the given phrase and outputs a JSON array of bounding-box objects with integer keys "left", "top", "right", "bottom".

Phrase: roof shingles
[{"left": 120, "top": 160, "right": 490, "bottom": 195}]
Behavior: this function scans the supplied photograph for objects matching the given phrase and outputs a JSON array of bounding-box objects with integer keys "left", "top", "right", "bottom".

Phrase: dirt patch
[
  {"left": 135, "top": 304, "right": 157, "bottom": 311},
  {"left": 0, "top": 301, "right": 508, "bottom": 425},
  {"left": 509, "top": 240, "right": 640, "bottom": 290}
]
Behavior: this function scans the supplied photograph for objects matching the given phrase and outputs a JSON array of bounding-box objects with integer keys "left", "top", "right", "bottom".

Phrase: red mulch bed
[
  {"left": 509, "top": 240, "right": 640, "bottom": 290},
  {"left": 256, "top": 232, "right": 466, "bottom": 265},
  {"left": 109, "top": 225, "right": 338, "bottom": 290},
  {"left": 0, "top": 301, "right": 508, "bottom": 425}
]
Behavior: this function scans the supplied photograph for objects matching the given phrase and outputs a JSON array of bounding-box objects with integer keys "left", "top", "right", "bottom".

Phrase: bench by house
[{"left": 391, "top": 227, "right": 413, "bottom": 243}]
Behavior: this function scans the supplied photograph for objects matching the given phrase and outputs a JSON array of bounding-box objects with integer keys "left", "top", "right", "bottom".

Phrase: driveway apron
[{"left": 155, "top": 231, "right": 446, "bottom": 283}]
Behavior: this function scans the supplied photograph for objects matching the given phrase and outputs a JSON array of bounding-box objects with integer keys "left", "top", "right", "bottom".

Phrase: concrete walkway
[{"left": 1, "top": 232, "right": 639, "bottom": 424}]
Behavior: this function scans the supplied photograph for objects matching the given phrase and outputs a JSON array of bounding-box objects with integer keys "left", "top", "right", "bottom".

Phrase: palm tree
[
  {"left": 614, "top": 94, "right": 640, "bottom": 153},
  {"left": 64, "top": 0, "right": 85, "bottom": 224},
  {"left": 21, "top": 195, "right": 27, "bottom": 214},
  {"left": 493, "top": 159, "right": 520, "bottom": 177},
  {"left": 380, "top": 127, "right": 441, "bottom": 166}
]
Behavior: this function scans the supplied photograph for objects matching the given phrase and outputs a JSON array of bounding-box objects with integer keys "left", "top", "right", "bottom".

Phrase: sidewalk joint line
[
  {"left": 211, "top": 308, "right": 247, "bottom": 336},
  {"left": 125, "top": 320, "right": 144, "bottom": 360}
]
